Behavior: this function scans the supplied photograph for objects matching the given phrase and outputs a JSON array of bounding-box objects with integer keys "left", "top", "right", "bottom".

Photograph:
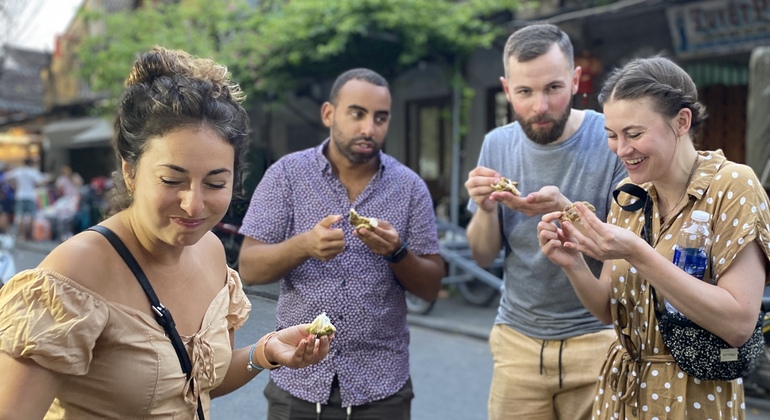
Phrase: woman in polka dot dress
[{"left": 537, "top": 56, "right": 770, "bottom": 419}]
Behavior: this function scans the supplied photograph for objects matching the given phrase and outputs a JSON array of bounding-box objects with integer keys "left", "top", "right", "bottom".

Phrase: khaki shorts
[{"left": 488, "top": 324, "right": 615, "bottom": 420}]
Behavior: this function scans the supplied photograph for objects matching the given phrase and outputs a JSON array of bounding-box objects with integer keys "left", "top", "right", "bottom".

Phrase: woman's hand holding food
[
  {"left": 538, "top": 211, "right": 585, "bottom": 270},
  {"left": 264, "top": 323, "right": 334, "bottom": 370},
  {"left": 551, "top": 201, "right": 645, "bottom": 262}
]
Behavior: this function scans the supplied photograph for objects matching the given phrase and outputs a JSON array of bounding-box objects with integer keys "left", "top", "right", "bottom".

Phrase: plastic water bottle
[{"left": 667, "top": 210, "right": 712, "bottom": 313}]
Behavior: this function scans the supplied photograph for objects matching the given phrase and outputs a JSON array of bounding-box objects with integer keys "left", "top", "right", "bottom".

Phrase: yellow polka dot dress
[{"left": 594, "top": 150, "right": 770, "bottom": 419}]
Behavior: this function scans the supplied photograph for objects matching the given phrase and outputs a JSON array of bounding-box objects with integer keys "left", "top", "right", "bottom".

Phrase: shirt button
[
  {"left": 341, "top": 280, "right": 346, "bottom": 287},
  {"left": 339, "top": 315, "right": 344, "bottom": 321}
]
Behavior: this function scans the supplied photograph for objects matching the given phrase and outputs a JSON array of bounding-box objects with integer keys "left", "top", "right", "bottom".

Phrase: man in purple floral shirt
[{"left": 238, "top": 68, "right": 445, "bottom": 419}]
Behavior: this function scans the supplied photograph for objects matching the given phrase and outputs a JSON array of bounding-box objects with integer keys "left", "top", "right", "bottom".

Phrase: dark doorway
[{"left": 406, "top": 97, "right": 452, "bottom": 205}]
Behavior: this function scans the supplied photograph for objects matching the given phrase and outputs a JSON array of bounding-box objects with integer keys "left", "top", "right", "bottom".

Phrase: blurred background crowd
[{"left": 0, "top": 159, "right": 110, "bottom": 244}]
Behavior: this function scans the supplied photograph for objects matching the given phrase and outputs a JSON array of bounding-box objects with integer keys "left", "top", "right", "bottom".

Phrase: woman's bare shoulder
[{"left": 38, "top": 229, "right": 122, "bottom": 293}]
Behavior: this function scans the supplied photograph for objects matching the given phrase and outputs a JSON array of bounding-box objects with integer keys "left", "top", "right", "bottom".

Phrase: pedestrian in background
[
  {"left": 463, "top": 23, "right": 626, "bottom": 420},
  {"left": 5, "top": 157, "right": 49, "bottom": 242},
  {"left": 238, "top": 68, "right": 445, "bottom": 419},
  {"left": 52, "top": 164, "right": 84, "bottom": 241},
  {"left": 0, "top": 46, "right": 331, "bottom": 419},
  {"left": 538, "top": 56, "right": 770, "bottom": 419},
  {"left": 0, "top": 163, "right": 14, "bottom": 237}
]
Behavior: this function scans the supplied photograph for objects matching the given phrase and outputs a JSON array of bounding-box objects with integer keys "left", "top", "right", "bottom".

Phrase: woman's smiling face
[
  {"left": 125, "top": 126, "right": 234, "bottom": 247},
  {"left": 604, "top": 97, "right": 679, "bottom": 185}
]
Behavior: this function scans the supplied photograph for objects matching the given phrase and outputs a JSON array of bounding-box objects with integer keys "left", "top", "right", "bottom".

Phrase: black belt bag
[{"left": 613, "top": 184, "right": 765, "bottom": 381}]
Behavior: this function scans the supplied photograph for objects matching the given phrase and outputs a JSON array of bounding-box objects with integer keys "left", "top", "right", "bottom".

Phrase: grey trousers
[{"left": 264, "top": 376, "right": 413, "bottom": 420}]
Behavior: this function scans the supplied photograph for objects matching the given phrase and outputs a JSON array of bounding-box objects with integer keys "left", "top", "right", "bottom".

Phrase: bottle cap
[{"left": 691, "top": 210, "right": 709, "bottom": 222}]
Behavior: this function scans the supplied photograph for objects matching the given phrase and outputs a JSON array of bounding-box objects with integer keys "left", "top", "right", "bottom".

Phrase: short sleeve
[
  {"left": 0, "top": 269, "right": 109, "bottom": 375},
  {"left": 405, "top": 176, "right": 440, "bottom": 256},
  {"left": 705, "top": 163, "right": 770, "bottom": 282},
  {"left": 239, "top": 160, "right": 292, "bottom": 243},
  {"left": 225, "top": 267, "right": 251, "bottom": 330}
]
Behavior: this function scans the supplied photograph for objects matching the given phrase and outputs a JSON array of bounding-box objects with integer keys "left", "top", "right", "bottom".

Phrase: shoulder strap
[
  {"left": 613, "top": 183, "right": 653, "bottom": 246},
  {"left": 87, "top": 225, "right": 205, "bottom": 420}
]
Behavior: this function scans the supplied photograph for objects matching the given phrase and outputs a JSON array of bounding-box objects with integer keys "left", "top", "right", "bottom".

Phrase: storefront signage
[{"left": 667, "top": 0, "right": 770, "bottom": 59}]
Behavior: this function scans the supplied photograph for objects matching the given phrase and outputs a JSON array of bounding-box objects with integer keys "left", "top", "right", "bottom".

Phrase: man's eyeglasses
[{"left": 617, "top": 299, "right": 640, "bottom": 361}]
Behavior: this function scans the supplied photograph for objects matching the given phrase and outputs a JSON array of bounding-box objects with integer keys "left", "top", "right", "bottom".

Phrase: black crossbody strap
[
  {"left": 87, "top": 225, "right": 205, "bottom": 420},
  {"left": 613, "top": 183, "right": 654, "bottom": 247}
]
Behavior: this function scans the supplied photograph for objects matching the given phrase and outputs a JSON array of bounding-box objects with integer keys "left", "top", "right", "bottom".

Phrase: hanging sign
[{"left": 666, "top": 0, "right": 770, "bottom": 59}]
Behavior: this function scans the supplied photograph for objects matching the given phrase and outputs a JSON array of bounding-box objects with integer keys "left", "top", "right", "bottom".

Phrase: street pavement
[{"left": 8, "top": 239, "right": 770, "bottom": 419}]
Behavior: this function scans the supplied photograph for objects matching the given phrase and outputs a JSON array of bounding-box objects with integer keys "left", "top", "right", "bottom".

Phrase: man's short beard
[
  {"left": 332, "top": 125, "right": 379, "bottom": 164},
  {"left": 515, "top": 107, "right": 571, "bottom": 145}
]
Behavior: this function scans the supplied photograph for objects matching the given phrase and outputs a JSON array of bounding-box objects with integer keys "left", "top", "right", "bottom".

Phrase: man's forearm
[
  {"left": 390, "top": 253, "right": 445, "bottom": 301},
  {"left": 466, "top": 209, "right": 502, "bottom": 268},
  {"left": 238, "top": 236, "right": 310, "bottom": 285}
]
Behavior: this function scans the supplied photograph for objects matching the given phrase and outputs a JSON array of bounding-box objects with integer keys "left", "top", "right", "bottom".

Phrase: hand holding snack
[
  {"left": 303, "top": 215, "right": 345, "bottom": 261},
  {"left": 263, "top": 322, "right": 333, "bottom": 370},
  {"left": 353, "top": 217, "right": 402, "bottom": 257},
  {"left": 559, "top": 201, "right": 596, "bottom": 237},
  {"left": 464, "top": 166, "right": 500, "bottom": 212}
]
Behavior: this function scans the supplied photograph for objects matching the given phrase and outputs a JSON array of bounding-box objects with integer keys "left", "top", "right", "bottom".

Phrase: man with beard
[
  {"left": 238, "top": 68, "right": 444, "bottom": 419},
  {"left": 464, "top": 24, "right": 626, "bottom": 420}
]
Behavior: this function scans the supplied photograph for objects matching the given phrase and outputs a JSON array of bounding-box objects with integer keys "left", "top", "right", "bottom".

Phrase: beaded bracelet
[
  {"left": 247, "top": 331, "right": 281, "bottom": 372},
  {"left": 247, "top": 342, "right": 264, "bottom": 372}
]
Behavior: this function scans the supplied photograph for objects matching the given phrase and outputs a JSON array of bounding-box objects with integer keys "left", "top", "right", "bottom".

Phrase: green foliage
[
  {"left": 77, "top": 0, "right": 520, "bottom": 109},
  {"left": 76, "top": 0, "right": 250, "bottom": 112},
  {"left": 238, "top": 0, "right": 520, "bottom": 96}
]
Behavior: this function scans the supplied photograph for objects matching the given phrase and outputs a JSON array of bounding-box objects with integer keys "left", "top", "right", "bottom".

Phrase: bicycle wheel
[
  {"left": 457, "top": 279, "right": 499, "bottom": 307},
  {"left": 405, "top": 292, "right": 435, "bottom": 315}
]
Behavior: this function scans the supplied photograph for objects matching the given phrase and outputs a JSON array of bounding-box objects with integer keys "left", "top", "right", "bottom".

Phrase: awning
[
  {"left": 42, "top": 117, "right": 112, "bottom": 149},
  {"left": 72, "top": 119, "right": 113, "bottom": 146}
]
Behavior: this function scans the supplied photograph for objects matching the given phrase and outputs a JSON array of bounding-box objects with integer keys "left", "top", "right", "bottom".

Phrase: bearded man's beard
[
  {"left": 331, "top": 124, "right": 380, "bottom": 164},
  {"left": 515, "top": 107, "right": 571, "bottom": 145}
]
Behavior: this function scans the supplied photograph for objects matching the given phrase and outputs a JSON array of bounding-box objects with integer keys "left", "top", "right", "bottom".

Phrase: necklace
[{"left": 661, "top": 153, "right": 699, "bottom": 223}]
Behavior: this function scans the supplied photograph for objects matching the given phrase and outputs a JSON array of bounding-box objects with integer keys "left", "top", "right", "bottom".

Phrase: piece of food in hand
[
  {"left": 559, "top": 201, "right": 596, "bottom": 236},
  {"left": 490, "top": 177, "right": 521, "bottom": 196},
  {"left": 308, "top": 312, "right": 336, "bottom": 336},
  {"left": 349, "top": 208, "right": 378, "bottom": 230}
]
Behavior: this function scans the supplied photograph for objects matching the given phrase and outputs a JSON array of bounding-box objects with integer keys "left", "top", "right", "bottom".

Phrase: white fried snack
[
  {"left": 349, "top": 208, "right": 378, "bottom": 230},
  {"left": 308, "top": 312, "right": 336, "bottom": 336},
  {"left": 490, "top": 177, "right": 521, "bottom": 196}
]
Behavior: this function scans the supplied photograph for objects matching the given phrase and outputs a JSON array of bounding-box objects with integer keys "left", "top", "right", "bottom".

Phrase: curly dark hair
[{"left": 111, "top": 46, "right": 250, "bottom": 211}]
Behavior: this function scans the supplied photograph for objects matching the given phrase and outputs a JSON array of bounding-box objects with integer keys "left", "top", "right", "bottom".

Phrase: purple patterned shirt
[{"left": 239, "top": 139, "right": 440, "bottom": 407}]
